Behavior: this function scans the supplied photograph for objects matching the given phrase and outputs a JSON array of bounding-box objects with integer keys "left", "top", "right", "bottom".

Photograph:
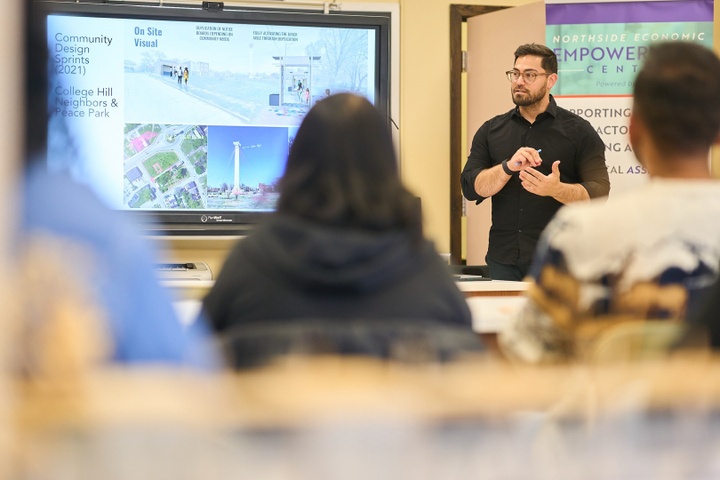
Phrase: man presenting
[{"left": 461, "top": 43, "right": 610, "bottom": 280}]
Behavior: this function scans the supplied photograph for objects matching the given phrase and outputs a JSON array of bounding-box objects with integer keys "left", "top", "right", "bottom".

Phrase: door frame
[{"left": 449, "top": 5, "right": 508, "bottom": 264}]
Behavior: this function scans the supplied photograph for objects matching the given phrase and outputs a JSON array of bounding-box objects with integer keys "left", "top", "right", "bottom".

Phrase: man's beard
[{"left": 512, "top": 83, "right": 547, "bottom": 107}]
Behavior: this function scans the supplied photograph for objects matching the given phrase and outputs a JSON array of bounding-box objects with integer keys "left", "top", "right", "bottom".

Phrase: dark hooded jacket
[{"left": 202, "top": 215, "right": 478, "bottom": 366}]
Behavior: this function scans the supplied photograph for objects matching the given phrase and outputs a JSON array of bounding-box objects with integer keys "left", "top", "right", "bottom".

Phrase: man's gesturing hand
[{"left": 520, "top": 160, "right": 561, "bottom": 197}]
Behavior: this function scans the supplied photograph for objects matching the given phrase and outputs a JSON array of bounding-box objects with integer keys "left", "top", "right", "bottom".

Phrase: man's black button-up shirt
[{"left": 461, "top": 96, "right": 610, "bottom": 266}]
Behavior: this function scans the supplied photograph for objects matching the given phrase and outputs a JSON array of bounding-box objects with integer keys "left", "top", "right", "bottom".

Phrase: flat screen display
[{"left": 31, "top": 1, "right": 391, "bottom": 235}]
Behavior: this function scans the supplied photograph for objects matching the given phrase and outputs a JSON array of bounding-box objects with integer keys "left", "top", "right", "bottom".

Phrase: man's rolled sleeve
[
  {"left": 577, "top": 134, "right": 610, "bottom": 199},
  {"left": 461, "top": 124, "right": 493, "bottom": 204}
]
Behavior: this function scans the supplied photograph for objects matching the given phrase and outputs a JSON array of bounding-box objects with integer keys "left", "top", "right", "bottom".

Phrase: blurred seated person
[
  {"left": 19, "top": 168, "right": 218, "bottom": 369},
  {"left": 16, "top": 15, "right": 218, "bottom": 370},
  {"left": 202, "top": 93, "right": 480, "bottom": 368},
  {"left": 499, "top": 41, "right": 720, "bottom": 363}
]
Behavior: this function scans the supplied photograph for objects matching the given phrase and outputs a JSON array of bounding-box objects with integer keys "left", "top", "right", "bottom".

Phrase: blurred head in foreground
[
  {"left": 630, "top": 41, "right": 720, "bottom": 174},
  {"left": 278, "top": 93, "right": 422, "bottom": 240}
]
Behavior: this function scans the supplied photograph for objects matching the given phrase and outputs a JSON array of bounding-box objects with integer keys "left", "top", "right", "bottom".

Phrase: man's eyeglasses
[{"left": 505, "top": 70, "right": 552, "bottom": 84}]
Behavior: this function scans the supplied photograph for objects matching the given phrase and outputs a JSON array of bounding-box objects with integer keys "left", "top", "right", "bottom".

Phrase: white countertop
[
  {"left": 164, "top": 279, "right": 530, "bottom": 294},
  {"left": 455, "top": 280, "right": 530, "bottom": 293},
  {"left": 168, "top": 279, "right": 529, "bottom": 334}
]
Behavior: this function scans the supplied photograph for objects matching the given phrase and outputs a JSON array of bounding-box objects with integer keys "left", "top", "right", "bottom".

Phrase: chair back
[
  {"left": 218, "top": 318, "right": 485, "bottom": 369},
  {"left": 590, "top": 320, "right": 685, "bottom": 364}
]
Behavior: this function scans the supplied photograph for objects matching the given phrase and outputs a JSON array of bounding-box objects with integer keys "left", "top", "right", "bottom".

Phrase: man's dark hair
[
  {"left": 277, "top": 93, "right": 422, "bottom": 241},
  {"left": 514, "top": 43, "right": 558, "bottom": 74},
  {"left": 633, "top": 41, "right": 720, "bottom": 155}
]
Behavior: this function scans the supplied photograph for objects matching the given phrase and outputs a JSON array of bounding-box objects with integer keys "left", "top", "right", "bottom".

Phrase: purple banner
[{"left": 546, "top": 0, "right": 713, "bottom": 25}]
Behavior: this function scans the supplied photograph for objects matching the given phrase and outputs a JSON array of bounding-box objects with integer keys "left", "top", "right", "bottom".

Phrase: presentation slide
[{"left": 47, "top": 13, "right": 376, "bottom": 212}]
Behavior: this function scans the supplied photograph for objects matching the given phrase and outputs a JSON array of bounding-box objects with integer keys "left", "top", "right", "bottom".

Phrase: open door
[{"left": 464, "top": 2, "right": 545, "bottom": 265}]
